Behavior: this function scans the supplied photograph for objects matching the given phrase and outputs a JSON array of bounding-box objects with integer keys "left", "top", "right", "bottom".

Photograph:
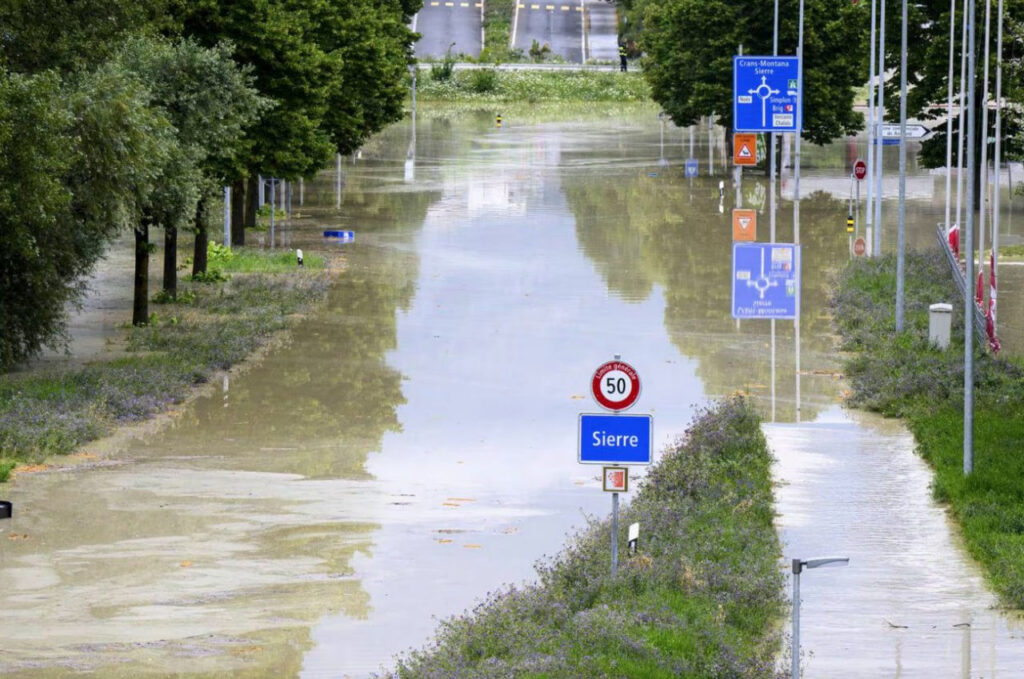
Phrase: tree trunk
[
  {"left": 163, "top": 225, "right": 177, "bottom": 300},
  {"left": 231, "top": 178, "right": 246, "bottom": 246},
  {"left": 192, "top": 198, "right": 208, "bottom": 277},
  {"left": 245, "top": 175, "right": 259, "bottom": 229},
  {"left": 133, "top": 218, "right": 150, "bottom": 326}
]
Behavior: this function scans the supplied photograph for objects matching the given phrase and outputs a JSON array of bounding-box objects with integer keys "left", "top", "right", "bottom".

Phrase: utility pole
[
  {"left": 895, "top": 0, "right": 908, "bottom": 332},
  {"left": 873, "top": 0, "right": 887, "bottom": 255},
  {"left": 964, "top": 0, "right": 977, "bottom": 475}
]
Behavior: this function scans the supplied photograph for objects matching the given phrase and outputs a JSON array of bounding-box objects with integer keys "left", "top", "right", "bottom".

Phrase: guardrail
[{"left": 935, "top": 223, "right": 987, "bottom": 346}]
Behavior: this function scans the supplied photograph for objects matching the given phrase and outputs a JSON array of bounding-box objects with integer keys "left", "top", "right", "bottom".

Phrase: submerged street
[{"left": 2, "top": 107, "right": 1024, "bottom": 677}]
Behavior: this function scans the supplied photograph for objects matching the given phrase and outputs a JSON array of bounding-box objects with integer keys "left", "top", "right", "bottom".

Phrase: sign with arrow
[
  {"left": 733, "top": 56, "right": 801, "bottom": 133},
  {"left": 880, "top": 123, "right": 931, "bottom": 139},
  {"left": 731, "top": 242, "right": 800, "bottom": 319}
]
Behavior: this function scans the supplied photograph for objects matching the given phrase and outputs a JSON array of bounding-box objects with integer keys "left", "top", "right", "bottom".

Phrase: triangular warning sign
[
  {"left": 738, "top": 144, "right": 752, "bottom": 158},
  {"left": 738, "top": 217, "right": 751, "bottom": 229}
]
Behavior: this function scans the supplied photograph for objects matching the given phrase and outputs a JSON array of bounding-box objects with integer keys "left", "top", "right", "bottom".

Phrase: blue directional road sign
[
  {"left": 578, "top": 414, "right": 652, "bottom": 465},
  {"left": 731, "top": 242, "right": 800, "bottom": 319},
  {"left": 684, "top": 158, "right": 699, "bottom": 178},
  {"left": 733, "top": 56, "right": 801, "bottom": 133}
]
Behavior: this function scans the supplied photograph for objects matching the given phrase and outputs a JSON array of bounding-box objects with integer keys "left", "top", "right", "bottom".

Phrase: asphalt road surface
[
  {"left": 512, "top": 0, "right": 584, "bottom": 63},
  {"left": 414, "top": 0, "right": 483, "bottom": 59}
]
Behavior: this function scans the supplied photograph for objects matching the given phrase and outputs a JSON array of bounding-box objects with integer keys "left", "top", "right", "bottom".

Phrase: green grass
[
  {"left": 416, "top": 68, "right": 650, "bottom": 103},
  {"left": 998, "top": 244, "right": 1024, "bottom": 259},
  {"left": 832, "top": 251, "right": 1024, "bottom": 607},
  {"left": 219, "top": 248, "right": 325, "bottom": 273},
  {"left": 389, "top": 397, "right": 783, "bottom": 677},
  {"left": 481, "top": 0, "right": 520, "bottom": 62},
  {"left": 0, "top": 257, "right": 333, "bottom": 475}
]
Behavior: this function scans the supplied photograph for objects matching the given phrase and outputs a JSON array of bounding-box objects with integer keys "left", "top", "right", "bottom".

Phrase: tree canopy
[{"left": 632, "top": 0, "right": 869, "bottom": 145}]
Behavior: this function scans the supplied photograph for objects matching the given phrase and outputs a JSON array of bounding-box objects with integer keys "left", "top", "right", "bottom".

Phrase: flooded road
[{"left": 2, "top": 107, "right": 1024, "bottom": 677}]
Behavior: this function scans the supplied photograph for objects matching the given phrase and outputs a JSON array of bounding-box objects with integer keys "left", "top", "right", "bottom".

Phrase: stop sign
[
  {"left": 853, "top": 159, "right": 867, "bottom": 181},
  {"left": 854, "top": 237, "right": 866, "bottom": 256}
]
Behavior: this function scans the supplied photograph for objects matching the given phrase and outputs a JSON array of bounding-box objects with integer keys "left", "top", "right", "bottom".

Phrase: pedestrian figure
[{"left": 619, "top": 44, "right": 628, "bottom": 72}]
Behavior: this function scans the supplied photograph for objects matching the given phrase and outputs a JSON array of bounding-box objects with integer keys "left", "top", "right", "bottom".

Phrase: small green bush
[{"left": 468, "top": 68, "right": 498, "bottom": 93}]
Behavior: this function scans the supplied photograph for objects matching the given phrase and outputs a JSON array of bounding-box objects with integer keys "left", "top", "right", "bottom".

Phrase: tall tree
[
  {"left": 0, "top": 0, "right": 177, "bottom": 73},
  {"left": 0, "top": 64, "right": 173, "bottom": 366},
  {"left": 179, "top": 0, "right": 340, "bottom": 243},
  {"left": 634, "top": 0, "right": 868, "bottom": 146},
  {"left": 179, "top": 0, "right": 419, "bottom": 241},
  {"left": 313, "top": 0, "right": 419, "bottom": 155},
  {"left": 895, "top": 0, "right": 1024, "bottom": 204},
  {"left": 114, "top": 38, "right": 264, "bottom": 299}
]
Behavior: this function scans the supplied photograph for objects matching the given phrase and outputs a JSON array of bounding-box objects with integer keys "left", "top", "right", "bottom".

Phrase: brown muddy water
[{"left": 2, "top": 107, "right": 1024, "bottom": 677}]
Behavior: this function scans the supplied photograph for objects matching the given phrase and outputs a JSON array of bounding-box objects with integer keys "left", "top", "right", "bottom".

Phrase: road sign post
[
  {"left": 734, "top": 56, "right": 801, "bottom": 133},
  {"left": 731, "top": 242, "right": 800, "bottom": 319}
]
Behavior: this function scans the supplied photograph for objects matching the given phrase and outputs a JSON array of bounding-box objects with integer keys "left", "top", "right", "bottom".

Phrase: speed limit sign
[{"left": 591, "top": 361, "right": 641, "bottom": 412}]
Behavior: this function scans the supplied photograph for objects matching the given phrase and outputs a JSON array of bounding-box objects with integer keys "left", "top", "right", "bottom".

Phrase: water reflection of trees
[
  {"left": 151, "top": 170, "right": 441, "bottom": 479},
  {"left": 565, "top": 169, "right": 852, "bottom": 421}
]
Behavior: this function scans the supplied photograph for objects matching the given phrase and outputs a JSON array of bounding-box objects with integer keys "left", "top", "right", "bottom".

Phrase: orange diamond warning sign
[
  {"left": 733, "top": 133, "right": 758, "bottom": 166},
  {"left": 732, "top": 209, "right": 757, "bottom": 241}
]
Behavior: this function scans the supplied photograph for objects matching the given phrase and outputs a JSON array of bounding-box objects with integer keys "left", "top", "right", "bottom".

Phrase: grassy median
[
  {"left": 416, "top": 67, "right": 649, "bottom": 103},
  {"left": 388, "top": 396, "right": 784, "bottom": 678},
  {"left": 0, "top": 246, "right": 333, "bottom": 481},
  {"left": 832, "top": 251, "right": 1024, "bottom": 606}
]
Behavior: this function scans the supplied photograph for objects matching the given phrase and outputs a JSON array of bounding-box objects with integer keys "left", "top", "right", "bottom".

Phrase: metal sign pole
[
  {"left": 896, "top": 0, "right": 908, "bottom": 332},
  {"left": 611, "top": 492, "right": 619, "bottom": 576},
  {"left": 964, "top": 0, "right": 977, "bottom": 475},
  {"left": 874, "top": 0, "right": 887, "bottom": 255}
]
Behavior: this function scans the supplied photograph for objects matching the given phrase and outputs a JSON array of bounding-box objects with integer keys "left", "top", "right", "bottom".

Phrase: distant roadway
[
  {"left": 413, "top": 0, "right": 484, "bottom": 59},
  {"left": 511, "top": 0, "right": 585, "bottom": 63}
]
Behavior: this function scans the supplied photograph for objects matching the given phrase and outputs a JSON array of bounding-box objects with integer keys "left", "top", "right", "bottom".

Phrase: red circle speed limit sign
[{"left": 591, "top": 361, "right": 641, "bottom": 412}]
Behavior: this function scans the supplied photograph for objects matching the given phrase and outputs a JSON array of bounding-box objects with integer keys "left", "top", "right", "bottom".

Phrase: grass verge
[
  {"left": 416, "top": 68, "right": 649, "bottom": 103},
  {"left": 481, "top": 0, "right": 520, "bottom": 62},
  {"left": 832, "top": 250, "right": 1024, "bottom": 606},
  {"left": 388, "top": 396, "right": 783, "bottom": 678},
  {"left": 0, "top": 248, "right": 333, "bottom": 480}
]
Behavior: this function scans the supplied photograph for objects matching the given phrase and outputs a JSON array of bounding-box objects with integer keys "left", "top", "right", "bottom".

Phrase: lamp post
[{"left": 791, "top": 556, "right": 850, "bottom": 679}]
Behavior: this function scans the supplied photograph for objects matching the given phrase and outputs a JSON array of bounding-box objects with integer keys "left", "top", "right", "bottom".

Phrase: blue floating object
[{"left": 323, "top": 230, "right": 355, "bottom": 242}]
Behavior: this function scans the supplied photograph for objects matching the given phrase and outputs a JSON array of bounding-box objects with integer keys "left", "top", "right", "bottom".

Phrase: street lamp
[{"left": 791, "top": 556, "right": 849, "bottom": 679}]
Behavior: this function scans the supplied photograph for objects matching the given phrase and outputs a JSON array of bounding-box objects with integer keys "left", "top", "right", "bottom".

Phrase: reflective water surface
[{"left": 2, "top": 107, "right": 1023, "bottom": 677}]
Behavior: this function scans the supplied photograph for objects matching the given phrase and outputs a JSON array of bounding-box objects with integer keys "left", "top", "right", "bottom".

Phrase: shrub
[{"left": 468, "top": 68, "right": 498, "bottom": 94}]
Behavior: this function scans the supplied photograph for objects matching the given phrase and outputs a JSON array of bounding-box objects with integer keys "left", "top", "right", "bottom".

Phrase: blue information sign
[
  {"left": 684, "top": 158, "right": 699, "bottom": 178},
  {"left": 731, "top": 243, "right": 800, "bottom": 319},
  {"left": 733, "top": 56, "right": 801, "bottom": 133},
  {"left": 578, "top": 414, "right": 652, "bottom": 465}
]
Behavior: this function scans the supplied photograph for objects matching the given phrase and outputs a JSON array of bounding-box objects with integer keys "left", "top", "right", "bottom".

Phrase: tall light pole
[
  {"left": 867, "top": 0, "right": 878, "bottom": 254},
  {"left": 992, "top": 0, "right": 1003, "bottom": 333},
  {"left": 791, "top": 556, "right": 850, "bottom": 679},
  {"left": 794, "top": 0, "right": 805, "bottom": 423},
  {"left": 944, "top": 0, "right": 957, "bottom": 238},
  {"left": 873, "top": 0, "right": 887, "bottom": 256},
  {"left": 964, "top": 0, "right": 977, "bottom": 475},
  {"left": 895, "top": 0, "right": 908, "bottom": 331}
]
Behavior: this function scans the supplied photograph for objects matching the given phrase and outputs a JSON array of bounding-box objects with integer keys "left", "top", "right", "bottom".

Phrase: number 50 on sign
[{"left": 591, "top": 360, "right": 641, "bottom": 412}]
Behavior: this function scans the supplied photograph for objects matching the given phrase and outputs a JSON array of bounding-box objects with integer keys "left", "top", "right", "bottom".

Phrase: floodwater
[{"left": 2, "top": 106, "right": 1024, "bottom": 677}]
